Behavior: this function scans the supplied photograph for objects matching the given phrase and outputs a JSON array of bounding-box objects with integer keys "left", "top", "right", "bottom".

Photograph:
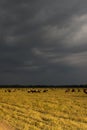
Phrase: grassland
[{"left": 0, "top": 88, "right": 87, "bottom": 130}]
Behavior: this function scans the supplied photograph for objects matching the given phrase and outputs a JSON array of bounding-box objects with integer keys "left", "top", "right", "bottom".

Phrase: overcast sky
[{"left": 0, "top": 0, "right": 87, "bottom": 85}]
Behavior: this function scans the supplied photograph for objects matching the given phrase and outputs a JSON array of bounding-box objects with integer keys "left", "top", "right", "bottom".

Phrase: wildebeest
[
  {"left": 71, "top": 89, "right": 75, "bottom": 92},
  {"left": 36, "top": 90, "right": 41, "bottom": 93},
  {"left": 27, "top": 89, "right": 41, "bottom": 93},
  {"left": 27, "top": 90, "right": 31, "bottom": 93},
  {"left": 78, "top": 89, "right": 81, "bottom": 92},
  {"left": 83, "top": 89, "right": 87, "bottom": 94},
  {"left": 31, "top": 90, "right": 37, "bottom": 93},
  {"left": 65, "top": 88, "right": 79, "bottom": 93},
  {"left": 65, "top": 88, "right": 87, "bottom": 94},
  {"left": 8, "top": 89, "right": 11, "bottom": 92},
  {"left": 43, "top": 90, "right": 48, "bottom": 92},
  {"left": 65, "top": 89, "right": 70, "bottom": 93}
]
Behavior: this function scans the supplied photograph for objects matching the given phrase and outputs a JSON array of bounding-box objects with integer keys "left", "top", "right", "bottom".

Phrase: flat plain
[{"left": 0, "top": 88, "right": 87, "bottom": 130}]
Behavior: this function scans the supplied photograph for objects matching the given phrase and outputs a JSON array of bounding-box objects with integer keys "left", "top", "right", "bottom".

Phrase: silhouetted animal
[
  {"left": 78, "top": 89, "right": 81, "bottom": 92},
  {"left": 83, "top": 89, "right": 87, "bottom": 94},
  {"left": 71, "top": 89, "right": 75, "bottom": 92},
  {"left": 27, "top": 90, "right": 31, "bottom": 93},
  {"left": 8, "top": 89, "right": 11, "bottom": 92},
  {"left": 31, "top": 90, "right": 36, "bottom": 93},
  {"left": 37, "top": 90, "right": 41, "bottom": 93},
  {"left": 65, "top": 89, "right": 70, "bottom": 93},
  {"left": 27, "top": 89, "right": 41, "bottom": 93},
  {"left": 43, "top": 90, "right": 48, "bottom": 92}
]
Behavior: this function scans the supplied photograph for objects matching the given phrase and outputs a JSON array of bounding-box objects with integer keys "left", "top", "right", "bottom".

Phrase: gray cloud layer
[{"left": 0, "top": 0, "right": 87, "bottom": 85}]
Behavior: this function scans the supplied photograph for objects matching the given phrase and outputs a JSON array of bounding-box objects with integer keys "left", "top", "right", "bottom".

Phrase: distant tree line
[{"left": 0, "top": 84, "right": 87, "bottom": 88}]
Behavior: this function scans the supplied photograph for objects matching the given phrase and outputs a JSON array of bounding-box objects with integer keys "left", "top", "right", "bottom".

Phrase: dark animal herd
[
  {"left": 4, "top": 89, "right": 48, "bottom": 93},
  {"left": 3, "top": 88, "right": 87, "bottom": 94},
  {"left": 65, "top": 88, "right": 87, "bottom": 94}
]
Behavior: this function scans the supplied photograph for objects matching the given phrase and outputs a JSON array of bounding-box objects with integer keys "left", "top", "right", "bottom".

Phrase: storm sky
[{"left": 0, "top": 0, "right": 87, "bottom": 85}]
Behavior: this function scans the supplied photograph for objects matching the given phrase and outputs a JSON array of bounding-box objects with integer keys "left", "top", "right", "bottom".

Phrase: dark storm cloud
[{"left": 0, "top": 0, "right": 87, "bottom": 85}]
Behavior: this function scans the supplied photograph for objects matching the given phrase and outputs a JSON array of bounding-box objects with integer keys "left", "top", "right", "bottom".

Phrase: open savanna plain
[{"left": 0, "top": 88, "right": 87, "bottom": 130}]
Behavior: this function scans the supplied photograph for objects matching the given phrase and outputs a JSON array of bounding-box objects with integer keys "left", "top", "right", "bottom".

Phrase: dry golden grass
[{"left": 0, "top": 88, "right": 87, "bottom": 130}]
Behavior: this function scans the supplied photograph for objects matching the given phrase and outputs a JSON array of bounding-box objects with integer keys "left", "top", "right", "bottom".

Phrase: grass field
[{"left": 0, "top": 88, "right": 87, "bottom": 130}]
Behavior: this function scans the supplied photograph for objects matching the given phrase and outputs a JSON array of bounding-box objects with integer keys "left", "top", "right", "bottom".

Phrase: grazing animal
[
  {"left": 35, "top": 90, "right": 41, "bottom": 93},
  {"left": 8, "top": 89, "right": 11, "bottom": 92},
  {"left": 27, "top": 89, "right": 41, "bottom": 93},
  {"left": 65, "top": 88, "right": 87, "bottom": 94},
  {"left": 31, "top": 90, "right": 36, "bottom": 93},
  {"left": 78, "top": 89, "right": 81, "bottom": 92},
  {"left": 65, "top": 89, "right": 70, "bottom": 93},
  {"left": 37, "top": 90, "right": 41, "bottom": 93},
  {"left": 71, "top": 89, "right": 75, "bottom": 92},
  {"left": 43, "top": 90, "right": 48, "bottom": 92},
  {"left": 27, "top": 90, "right": 31, "bottom": 93},
  {"left": 83, "top": 89, "right": 87, "bottom": 94}
]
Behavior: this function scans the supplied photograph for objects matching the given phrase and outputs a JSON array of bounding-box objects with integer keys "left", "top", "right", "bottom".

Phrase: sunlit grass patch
[{"left": 0, "top": 88, "right": 87, "bottom": 130}]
